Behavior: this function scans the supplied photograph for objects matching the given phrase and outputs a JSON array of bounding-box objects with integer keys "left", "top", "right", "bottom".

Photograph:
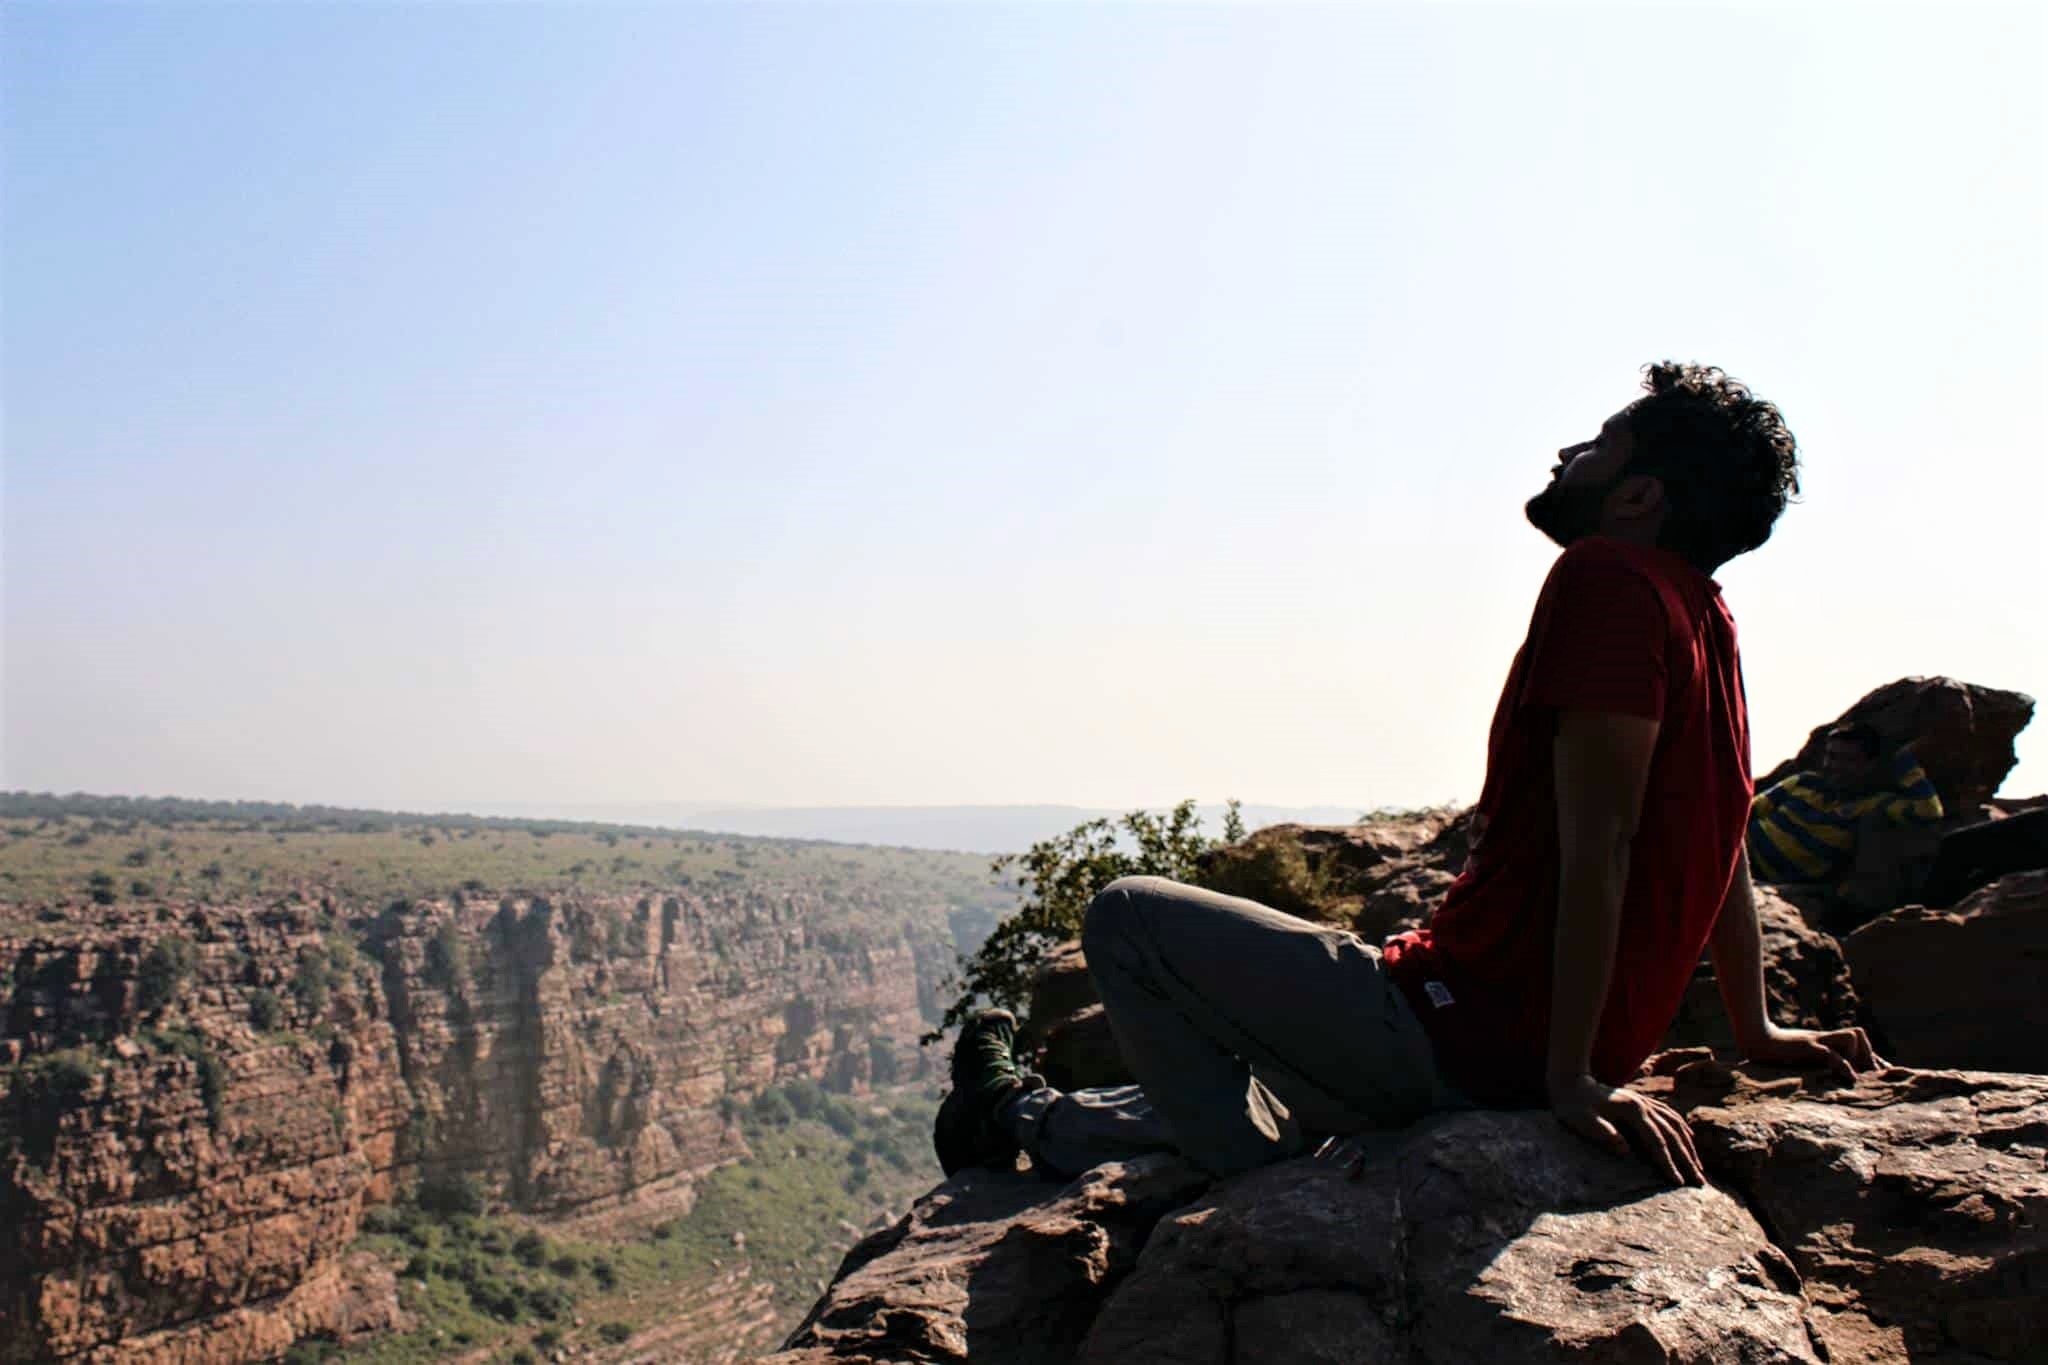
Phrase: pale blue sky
[{"left": 4, "top": 2, "right": 2043, "bottom": 812}]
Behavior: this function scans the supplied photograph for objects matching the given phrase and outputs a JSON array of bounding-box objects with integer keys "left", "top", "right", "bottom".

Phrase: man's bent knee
[{"left": 1082, "top": 876, "right": 1169, "bottom": 955}]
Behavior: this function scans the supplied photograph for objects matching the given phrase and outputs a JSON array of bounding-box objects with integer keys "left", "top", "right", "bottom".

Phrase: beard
[{"left": 1525, "top": 475, "right": 1617, "bottom": 549}]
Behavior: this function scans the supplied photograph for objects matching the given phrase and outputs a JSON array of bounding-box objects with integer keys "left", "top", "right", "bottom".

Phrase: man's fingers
[
  {"left": 1593, "top": 1115, "right": 1628, "bottom": 1156},
  {"left": 1560, "top": 1110, "right": 1628, "bottom": 1157},
  {"left": 1621, "top": 1108, "right": 1683, "bottom": 1187},
  {"left": 1651, "top": 1107, "right": 1704, "bottom": 1185}
]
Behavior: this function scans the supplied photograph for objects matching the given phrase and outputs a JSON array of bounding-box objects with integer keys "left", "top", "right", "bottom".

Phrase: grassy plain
[{"left": 0, "top": 794, "right": 1014, "bottom": 936}]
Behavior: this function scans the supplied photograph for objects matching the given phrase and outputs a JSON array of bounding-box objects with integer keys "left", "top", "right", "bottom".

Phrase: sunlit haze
[{"left": 5, "top": 3, "right": 2043, "bottom": 818}]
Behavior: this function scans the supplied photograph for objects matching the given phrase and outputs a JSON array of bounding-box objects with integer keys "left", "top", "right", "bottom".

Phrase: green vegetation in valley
[
  {"left": 312, "top": 1082, "right": 943, "bottom": 1363},
  {"left": 653, "top": 1079, "right": 942, "bottom": 1315}
]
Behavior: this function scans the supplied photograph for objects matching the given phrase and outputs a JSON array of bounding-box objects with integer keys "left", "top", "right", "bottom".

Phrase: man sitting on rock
[
  {"left": 935, "top": 362, "right": 1886, "bottom": 1190},
  {"left": 1747, "top": 723, "right": 1944, "bottom": 887}
]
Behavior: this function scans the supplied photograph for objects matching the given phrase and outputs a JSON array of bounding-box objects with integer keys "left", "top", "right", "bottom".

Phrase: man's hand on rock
[
  {"left": 1549, "top": 1074, "right": 1704, "bottom": 1187},
  {"left": 1742, "top": 1024, "right": 1887, "bottom": 1083}
]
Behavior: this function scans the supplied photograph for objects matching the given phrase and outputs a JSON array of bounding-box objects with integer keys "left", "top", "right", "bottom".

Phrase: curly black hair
[{"left": 1623, "top": 362, "right": 1800, "bottom": 571}]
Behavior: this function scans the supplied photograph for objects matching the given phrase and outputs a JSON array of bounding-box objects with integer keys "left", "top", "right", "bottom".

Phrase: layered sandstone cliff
[{"left": 0, "top": 878, "right": 957, "bottom": 1362}]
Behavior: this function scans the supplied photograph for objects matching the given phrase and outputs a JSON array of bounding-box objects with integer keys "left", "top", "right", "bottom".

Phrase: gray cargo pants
[{"left": 999, "top": 875, "right": 1463, "bottom": 1179}]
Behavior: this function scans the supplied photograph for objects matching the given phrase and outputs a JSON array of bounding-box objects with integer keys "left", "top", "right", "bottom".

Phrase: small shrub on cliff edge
[
  {"left": 137, "top": 935, "right": 199, "bottom": 1014},
  {"left": 248, "top": 988, "right": 284, "bottom": 1030},
  {"left": 925, "top": 798, "right": 1243, "bottom": 1042},
  {"left": 145, "top": 1028, "right": 228, "bottom": 1130},
  {"left": 290, "top": 946, "right": 333, "bottom": 1016},
  {"left": 11, "top": 1047, "right": 103, "bottom": 1160},
  {"left": 426, "top": 920, "right": 469, "bottom": 991}
]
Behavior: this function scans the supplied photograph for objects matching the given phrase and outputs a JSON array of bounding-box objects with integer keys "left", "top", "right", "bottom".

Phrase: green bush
[
  {"left": 822, "top": 1099, "right": 860, "bottom": 1137},
  {"left": 137, "top": 935, "right": 199, "bottom": 1013},
  {"left": 146, "top": 1028, "right": 228, "bottom": 1129},
  {"left": 599, "top": 1321, "right": 635, "bottom": 1344},
  {"left": 43, "top": 1048, "right": 101, "bottom": 1095},
  {"left": 426, "top": 920, "right": 469, "bottom": 991},
  {"left": 782, "top": 1077, "right": 824, "bottom": 1119},
  {"left": 290, "top": 944, "right": 336, "bottom": 1016},
  {"left": 749, "top": 1088, "right": 794, "bottom": 1127},
  {"left": 248, "top": 988, "right": 284, "bottom": 1030},
  {"left": 359, "top": 1205, "right": 406, "bottom": 1237},
  {"left": 465, "top": 1275, "right": 522, "bottom": 1322},
  {"left": 928, "top": 798, "right": 1241, "bottom": 1040},
  {"left": 512, "top": 1230, "right": 549, "bottom": 1268},
  {"left": 417, "top": 1173, "right": 486, "bottom": 1218},
  {"left": 521, "top": 1281, "right": 572, "bottom": 1320}
]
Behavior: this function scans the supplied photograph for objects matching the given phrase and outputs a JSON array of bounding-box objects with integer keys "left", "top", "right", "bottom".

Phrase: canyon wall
[{"left": 0, "top": 880, "right": 955, "bottom": 1361}]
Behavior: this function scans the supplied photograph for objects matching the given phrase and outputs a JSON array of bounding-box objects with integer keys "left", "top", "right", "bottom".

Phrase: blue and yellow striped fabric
[{"left": 1748, "top": 750, "right": 1944, "bottom": 883}]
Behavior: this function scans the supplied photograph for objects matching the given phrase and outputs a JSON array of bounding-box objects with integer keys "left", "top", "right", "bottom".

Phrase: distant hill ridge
[
  {"left": 0, "top": 793, "right": 1374, "bottom": 856},
  {"left": 440, "top": 802, "right": 1375, "bottom": 854}
]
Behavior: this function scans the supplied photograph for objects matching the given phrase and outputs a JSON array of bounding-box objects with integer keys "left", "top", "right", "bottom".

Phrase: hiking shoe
[{"left": 933, "top": 1008, "right": 1032, "bottom": 1176}]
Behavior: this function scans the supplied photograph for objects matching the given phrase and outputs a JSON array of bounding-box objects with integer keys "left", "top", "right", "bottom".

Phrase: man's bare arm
[
  {"left": 1548, "top": 708, "right": 1704, "bottom": 1186},
  {"left": 1707, "top": 850, "right": 1772, "bottom": 1052},
  {"left": 1548, "top": 709, "right": 1659, "bottom": 1088},
  {"left": 1711, "top": 838, "right": 1888, "bottom": 1080}
]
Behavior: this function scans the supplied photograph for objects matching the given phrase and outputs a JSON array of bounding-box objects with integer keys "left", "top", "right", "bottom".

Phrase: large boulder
[
  {"left": 756, "top": 1156, "right": 1211, "bottom": 1365},
  {"left": 1194, "top": 808, "right": 1470, "bottom": 945},
  {"left": 1078, "top": 1111, "right": 1818, "bottom": 1365},
  {"left": 1659, "top": 1058, "right": 2048, "bottom": 1362},
  {"left": 1842, "top": 869, "right": 2048, "bottom": 1073},
  {"left": 1031, "top": 1003, "right": 1128, "bottom": 1094},
  {"left": 1755, "top": 675, "right": 2034, "bottom": 812},
  {"left": 769, "top": 1063, "right": 2048, "bottom": 1365}
]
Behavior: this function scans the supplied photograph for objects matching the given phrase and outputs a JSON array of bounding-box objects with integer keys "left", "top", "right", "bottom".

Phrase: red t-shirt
[{"left": 1383, "top": 537, "right": 1752, "bottom": 1106}]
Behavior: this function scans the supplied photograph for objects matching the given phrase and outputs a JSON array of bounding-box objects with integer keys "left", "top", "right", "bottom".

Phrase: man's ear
[{"left": 1610, "top": 473, "right": 1666, "bottom": 522}]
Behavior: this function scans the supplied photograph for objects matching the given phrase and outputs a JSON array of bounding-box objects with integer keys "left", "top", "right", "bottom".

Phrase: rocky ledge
[{"left": 761, "top": 1062, "right": 2047, "bottom": 1364}]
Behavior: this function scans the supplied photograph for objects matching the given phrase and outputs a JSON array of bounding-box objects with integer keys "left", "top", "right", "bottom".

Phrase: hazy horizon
[{"left": 6, "top": 3, "right": 2043, "bottom": 810}]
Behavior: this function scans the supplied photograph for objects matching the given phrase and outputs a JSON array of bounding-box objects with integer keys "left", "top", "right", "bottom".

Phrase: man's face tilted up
[{"left": 1525, "top": 412, "right": 1647, "bottom": 549}]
